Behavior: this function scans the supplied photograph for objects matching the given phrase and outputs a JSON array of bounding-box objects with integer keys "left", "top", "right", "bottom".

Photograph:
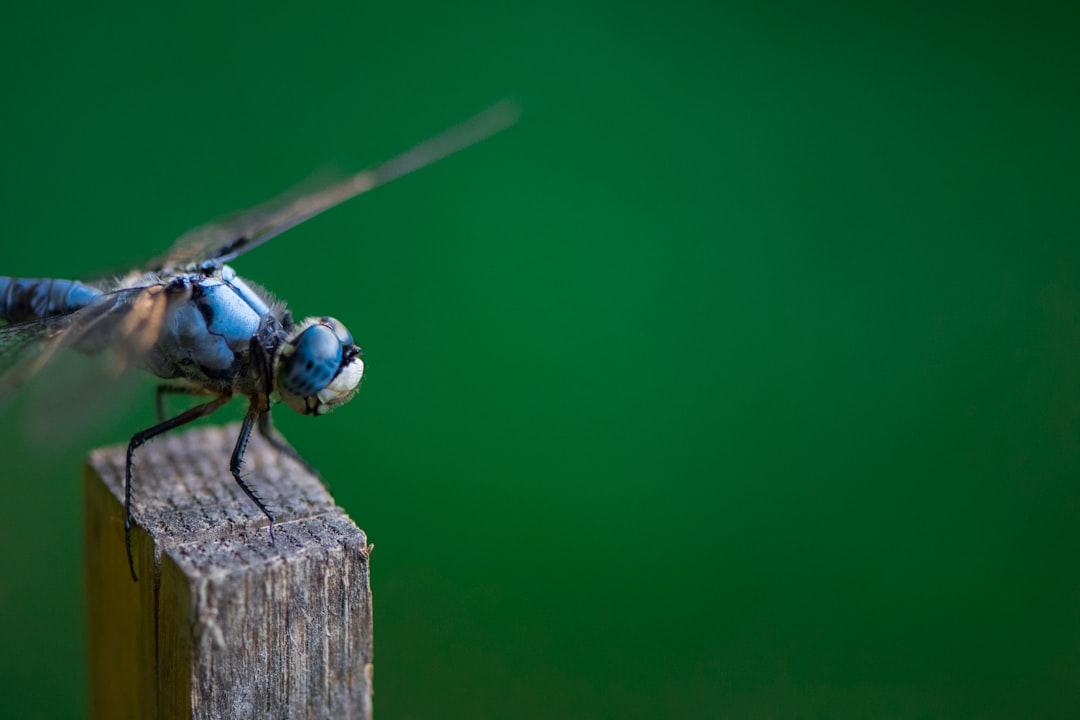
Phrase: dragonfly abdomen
[{"left": 0, "top": 277, "right": 101, "bottom": 324}]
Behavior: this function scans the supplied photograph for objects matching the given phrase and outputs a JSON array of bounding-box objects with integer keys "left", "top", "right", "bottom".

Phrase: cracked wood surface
[{"left": 84, "top": 423, "right": 373, "bottom": 720}]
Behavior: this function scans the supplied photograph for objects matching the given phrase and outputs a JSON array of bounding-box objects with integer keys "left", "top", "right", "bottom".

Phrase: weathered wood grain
[{"left": 84, "top": 423, "right": 373, "bottom": 720}]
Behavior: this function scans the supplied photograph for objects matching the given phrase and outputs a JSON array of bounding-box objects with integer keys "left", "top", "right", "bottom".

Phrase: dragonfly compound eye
[{"left": 276, "top": 318, "right": 364, "bottom": 415}]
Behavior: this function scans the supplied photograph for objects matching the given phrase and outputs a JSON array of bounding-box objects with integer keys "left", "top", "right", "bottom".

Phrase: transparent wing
[
  {"left": 0, "top": 283, "right": 174, "bottom": 399},
  {"left": 156, "top": 99, "right": 519, "bottom": 269},
  {"left": 0, "top": 317, "right": 72, "bottom": 389}
]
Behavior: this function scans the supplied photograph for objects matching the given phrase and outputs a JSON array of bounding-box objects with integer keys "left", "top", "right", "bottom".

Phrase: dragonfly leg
[
  {"left": 230, "top": 406, "right": 277, "bottom": 545},
  {"left": 125, "top": 394, "right": 230, "bottom": 582},
  {"left": 154, "top": 383, "right": 213, "bottom": 423},
  {"left": 256, "top": 411, "right": 325, "bottom": 486}
]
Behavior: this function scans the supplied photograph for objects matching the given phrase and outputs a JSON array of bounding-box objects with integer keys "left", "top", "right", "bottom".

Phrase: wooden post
[{"left": 83, "top": 424, "right": 373, "bottom": 720}]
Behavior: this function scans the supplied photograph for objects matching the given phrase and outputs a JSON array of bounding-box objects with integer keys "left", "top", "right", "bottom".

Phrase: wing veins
[{"left": 159, "top": 99, "right": 519, "bottom": 267}]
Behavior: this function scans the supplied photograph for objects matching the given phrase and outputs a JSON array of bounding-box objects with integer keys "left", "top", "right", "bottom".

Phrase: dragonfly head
[{"left": 275, "top": 316, "right": 363, "bottom": 415}]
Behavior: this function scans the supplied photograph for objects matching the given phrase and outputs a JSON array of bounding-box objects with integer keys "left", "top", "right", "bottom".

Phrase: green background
[{"left": 2, "top": 2, "right": 1079, "bottom": 718}]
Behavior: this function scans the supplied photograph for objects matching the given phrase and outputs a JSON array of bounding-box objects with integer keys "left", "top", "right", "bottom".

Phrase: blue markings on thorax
[
  {"left": 220, "top": 265, "right": 271, "bottom": 317},
  {"left": 150, "top": 267, "right": 270, "bottom": 381}
]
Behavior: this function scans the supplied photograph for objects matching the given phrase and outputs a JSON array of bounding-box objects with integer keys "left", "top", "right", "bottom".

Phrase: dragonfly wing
[
  {"left": 0, "top": 316, "right": 72, "bottom": 393},
  {"left": 157, "top": 100, "right": 519, "bottom": 268},
  {"left": 151, "top": 168, "right": 353, "bottom": 269},
  {"left": 0, "top": 283, "right": 176, "bottom": 399}
]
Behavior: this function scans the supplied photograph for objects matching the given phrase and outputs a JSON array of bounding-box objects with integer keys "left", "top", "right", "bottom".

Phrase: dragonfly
[{"left": 0, "top": 101, "right": 517, "bottom": 581}]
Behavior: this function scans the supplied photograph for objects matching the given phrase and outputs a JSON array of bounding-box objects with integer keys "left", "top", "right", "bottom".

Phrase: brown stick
[{"left": 83, "top": 423, "right": 373, "bottom": 720}]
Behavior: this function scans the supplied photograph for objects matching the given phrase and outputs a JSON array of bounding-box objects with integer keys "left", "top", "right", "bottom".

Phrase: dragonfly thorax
[{"left": 274, "top": 316, "right": 363, "bottom": 416}]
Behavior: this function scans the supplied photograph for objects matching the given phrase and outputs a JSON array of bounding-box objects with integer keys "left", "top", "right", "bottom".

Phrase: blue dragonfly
[{"left": 0, "top": 102, "right": 517, "bottom": 581}]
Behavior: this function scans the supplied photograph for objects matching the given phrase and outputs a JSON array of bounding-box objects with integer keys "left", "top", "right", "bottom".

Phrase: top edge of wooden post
[{"left": 87, "top": 422, "right": 344, "bottom": 554}]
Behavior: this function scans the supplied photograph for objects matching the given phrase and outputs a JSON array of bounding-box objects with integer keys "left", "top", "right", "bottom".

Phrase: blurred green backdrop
[{"left": 2, "top": 1, "right": 1079, "bottom": 718}]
